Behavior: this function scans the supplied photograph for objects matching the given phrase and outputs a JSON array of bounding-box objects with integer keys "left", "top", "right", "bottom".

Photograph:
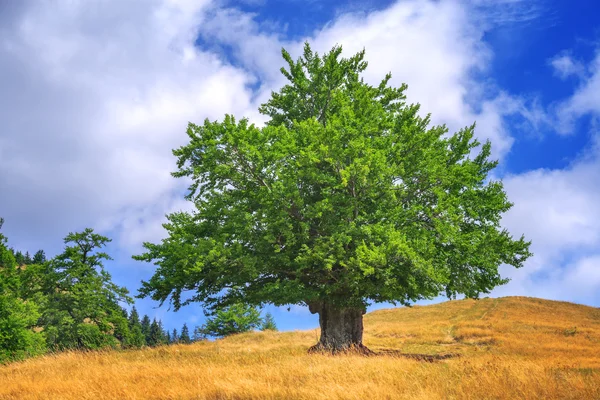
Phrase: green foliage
[
  {"left": 127, "top": 306, "right": 146, "bottom": 348},
  {"left": 171, "top": 328, "right": 178, "bottom": 344},
  {"left": 134, "top": 42, "right": 531, "bottom": 316},
  {"left": 141, "top": 315, "right": 151, "bottom": 343},
  {"left": 260, "top": 312, "right": 277, "bottom": 331},
  {"left": 0, "top": 218, "right": 46, "bottom": 363},
  {"left": 41, "top": 229, "right": 132, "bottom": 351},
  {"left": 199, "top": 303, "right": 263, "bottom": 338},
  {"left": 147, "top": 319, "right": 165, "bottom": 346},
  {"left": 179, "top": 323, "right": 191, "bottom": 344},
  {"left": 33, "top": 250, "right": 46, "bottom": 264}
]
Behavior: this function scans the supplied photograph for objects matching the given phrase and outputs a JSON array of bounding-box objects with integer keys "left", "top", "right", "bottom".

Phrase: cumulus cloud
[
  {"left": 554, "top": 48, "right": 600, "bottom": 134},
  {"left": 495, "top": 130, "right": 600, "bottom": 305},
  {"left": 494, "top": 45, "right": 600, "bottom": 303},
  {"left": 0, "top": 0, "right": 256, "bottom": 253},
  {"left": 0, "top": 0, "right": 543, "bottom": 255}
]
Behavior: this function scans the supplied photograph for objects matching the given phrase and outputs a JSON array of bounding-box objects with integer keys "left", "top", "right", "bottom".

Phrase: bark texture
[{"left": 307, "top": 302, "right": 370, "bottom": 354}]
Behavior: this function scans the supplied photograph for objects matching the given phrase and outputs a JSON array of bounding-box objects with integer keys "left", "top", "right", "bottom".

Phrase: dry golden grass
[{"left": 1, "top": 296, "right": 599, "bottom": 399}]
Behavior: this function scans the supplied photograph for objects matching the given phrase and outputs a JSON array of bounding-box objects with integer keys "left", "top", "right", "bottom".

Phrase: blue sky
[{"left": 1, "top": 0, "right": 599, "bottom": 333}]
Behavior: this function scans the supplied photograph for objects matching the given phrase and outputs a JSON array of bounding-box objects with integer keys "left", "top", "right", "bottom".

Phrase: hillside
[{"left": 1, "top": 297, "right": 599, "bottom": 400}]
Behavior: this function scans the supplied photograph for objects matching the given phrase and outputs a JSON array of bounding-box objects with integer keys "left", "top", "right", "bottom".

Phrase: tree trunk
[{"left": 307, "top": 302, "right": 371, "bottom": 354}]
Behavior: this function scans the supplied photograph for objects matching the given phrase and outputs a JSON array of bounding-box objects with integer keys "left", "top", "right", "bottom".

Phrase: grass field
[{"left": 1, "top": 296, "right": 599, "bottom": 399}]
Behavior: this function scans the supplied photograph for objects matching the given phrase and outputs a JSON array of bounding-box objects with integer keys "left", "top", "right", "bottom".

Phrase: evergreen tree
[
  {"left": 129, "top": 324, "right": 146, "bottom": 348},
  {"left": 157, "top": 320, "right": 168, "bottom": 344},
  {"left": 126, "top": 306, "right": 145, "bottom": 347},
  {"left": 129, "top": 306, "right": 141, "bottom": 328},
  {"left": 24, "top": 251, "right": 32, "bottom": 265},
  {"left": 179, "top": 323, "right": 191, "bottom": 344},
  {"left": 147, "top": 319, "right": 164, "bottom": 346},
  {"left": 141, "top": 315, "right": 151, "bottom": 343},
  {"left": 171, "top": 328, "right": 178, "bottom": 344},
  {"left": 13, "top": 250, "right": 24, "bottom": 266},
  {"left": 260, "top": 312, "right": 277, "bottom": 331},
  {"left": 165, "top": 330, "right": 171, "bottom": 344},
  {"left": 32, "top": 250, "right": 46, "bottom": 264}
]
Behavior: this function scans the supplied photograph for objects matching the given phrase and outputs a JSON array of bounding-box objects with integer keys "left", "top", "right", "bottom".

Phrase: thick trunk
[{"left": 307, "top": 302, "right": 370, "bottom": 354}]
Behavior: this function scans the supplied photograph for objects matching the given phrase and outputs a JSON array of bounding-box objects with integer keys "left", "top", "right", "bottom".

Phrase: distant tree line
[{"left": 0, "top": 218, "right": 277, "bottom": 364}]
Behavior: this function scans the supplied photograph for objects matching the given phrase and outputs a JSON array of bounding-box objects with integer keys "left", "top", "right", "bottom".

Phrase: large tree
[{"left": 134, "top": 43, "right": 531, "bottom": 352}]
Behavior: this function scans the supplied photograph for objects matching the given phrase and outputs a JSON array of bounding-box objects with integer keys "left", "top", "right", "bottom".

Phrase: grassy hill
[{"left": 1, "top": 297, "right": 599, "bottom": 399}]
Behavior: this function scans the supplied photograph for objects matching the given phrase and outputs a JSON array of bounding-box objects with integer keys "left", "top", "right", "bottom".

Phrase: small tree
[
  {"left": 135, "top": 43, "right": 531, "bottom": 353},
  {"left": 198, "top": 303, "right": 262, "bottom": 338},
  {"left": 32, "top": 250, "right": 46, "bottom": 264},
  {"left": 127, "top": 306, "right": 145, "bottom": 347},
  {"left": 171, "top": 328, "right": 178, "bottom": 344},
  {"left": 179, "top": 323, "right": 191, "bottom": 344},
  {"left": 141, "top": 315, "right": 151, "bottom": 344},
  {"left": 147, "top": 319, "right": 165, "bottom": 346},
  {"left": 41, "top": 229, "right": 132, "bottom": 351},
  {"left": 260, "top": 312, "right": 277, "bottom": 331},
  {"left": 13, "top": 251, "right": 25, "bottom": 266}
]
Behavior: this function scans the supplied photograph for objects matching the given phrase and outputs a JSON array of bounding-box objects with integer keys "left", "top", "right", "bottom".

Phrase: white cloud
[
  {"left": 0, "top": 0, "right": 257, "bottom": 253},
  {"left": 494, "top": 46, "right": 600, "bottom": 303},
  {"left": 200, "top": 0, "right": 545, "bottom": 160},
  {"left": 495, "top": 132, "right": 600, "bottom": 305},
  {"left": 550, "top": 53, "right": 585, "bottom": 80},
  {"left": 555, "top": 48, "right": 600, "bottom": 134}
]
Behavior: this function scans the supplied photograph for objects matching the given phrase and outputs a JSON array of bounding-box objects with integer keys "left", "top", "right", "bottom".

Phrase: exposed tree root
[
  {"left": 307, "top": 342, "right": 375, "bottom": 356},
  {"left": 307, "top": 344, "right": 460, "bottom": 362}
]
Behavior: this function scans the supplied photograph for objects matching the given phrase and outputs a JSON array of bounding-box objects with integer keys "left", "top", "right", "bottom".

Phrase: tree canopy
[
  {"left": 42, "top": 229, "right": 133, "bottom": 350},
  {"left": 134, "top": 43, "right": 531, "bottom": 351}
]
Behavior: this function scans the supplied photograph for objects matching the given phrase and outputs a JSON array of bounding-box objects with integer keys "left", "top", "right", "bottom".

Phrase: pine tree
[
  {"left": 129, "top": 306, "right": 141, "bottom": 328},
  {"left": 147, "top": 319, "right": 164, "bottom": 347},
  {"left": 127, "top": 307, "right": 145, "bottom": 348},
  {"left": 32, "top": 250, "right": 46, "bottom": 264},
  {"left": 165, "top": 330, "right": 171, "bottom": 344},
  {"left": 14, "top": 251, "right": 24, "bottom": 266},
  {"left": 23, "top": 251, "right": 32, "bottom": 265},
  {"left": 179, "top": 323, "right": 191, "bottom": 344},
  {"left": 171, "top": 328, "right": 178, "bottom": 344},
  {"left": 261, "top": 312, "right": 277, "bottom": 331},
  {"left": 157, "top": 320, "right": 167, "bottom": 344},
  {"left": 141, "top": 315, "right": 151, "bottom": 344}
]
